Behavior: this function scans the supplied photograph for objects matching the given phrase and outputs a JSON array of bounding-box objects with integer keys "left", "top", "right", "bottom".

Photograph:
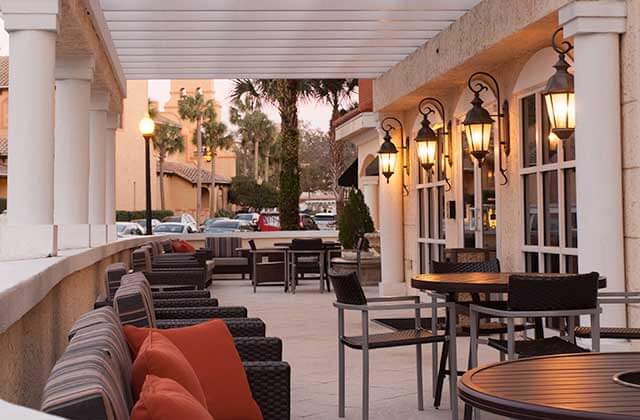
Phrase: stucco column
[
  {"left": 0, "top": 0, "right": 59, "bottom": 259},
  {"left": 54, "top": 56, "right": 94, "bottom": 249},
  {"left": 377, "top": 122, "right": 406, "bottom": 296},
  {"left": 560, "top": 1, "right": 627, "bottom": 326},
  {"left": 105, "top": 113, "right": 119, "bottom": 242},
  {"left": 88, "top": 90, "right": 110, "bottom": 247},
  {"left": 361, "top": 176, "right": 379, "bottom": 229}
]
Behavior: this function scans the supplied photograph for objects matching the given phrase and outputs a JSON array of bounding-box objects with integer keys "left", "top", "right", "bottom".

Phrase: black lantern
[
  {"left": 463, "top": 71, "right": 510, "bottom": 185},
  {"left": 543, "top": 28, "right": 575, "bottom": 140},
  {"left": 415, "top": 101, "right": 439, "bottom": 173},
  {"left": 378, "top": 117, "right": 408, "bottom": 188}
]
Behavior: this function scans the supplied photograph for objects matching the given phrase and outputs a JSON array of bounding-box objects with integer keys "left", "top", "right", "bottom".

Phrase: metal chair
[
  {"left": 574, "top": 291, "right": 640, "bottom": 340},
  {"left": 288, "top": 238, "right": 326, "bottom": 294},
  {"left": 329, "top": 271, "right": 458, "bottom": 420},
  {"left": 469, "top": 272, "right": 601, "bottom": 364}
]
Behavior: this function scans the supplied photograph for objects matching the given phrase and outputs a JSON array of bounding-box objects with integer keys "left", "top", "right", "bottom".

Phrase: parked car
[
  {"left": 116, "top": 222, "right": 144, "bottom": 238},
  {"left": 162, "top": 213, "right": 197, "bottom": 233},
  {"left": 153, "top": 222, "right": 192, "bottom": 235},
  {"left": 200, "top": 217, "right": 230, "bottom": 232},
  {"left": 204, "top": 219, "right": 253, "bottom": 234},
  {"left": 257, "top": 213, "right": 319, "bottom": 231},
  {"left": 234, "top": 212, "right": 260, "bottom": 230},
  {"left": 313, "top": 212, "right": 337, "bottom": 230},
  {"left": 131, "top": 218, "right": 160, "bottom": 234}
]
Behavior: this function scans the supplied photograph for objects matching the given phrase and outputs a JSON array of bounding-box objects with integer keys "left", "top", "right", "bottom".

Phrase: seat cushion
[
  {"left": 132, "top": 331, "right": 207, "bottom": 409},
  {"left": 132, "top": 375, "right": 215, "bottom": 420},
  {"left": 212, "top": 257, "right": 248, "bottom": 267},
  {"left": 173, "top": 239, "right": 196, "bottom": 253},
  {"left": 124, "top": 320, "right": 263, "bottom": 420}
]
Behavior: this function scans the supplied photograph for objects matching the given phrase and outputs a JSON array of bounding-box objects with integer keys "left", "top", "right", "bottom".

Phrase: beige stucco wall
[{"left": 0, "top": 248, "right": 131, "bottom": 408}]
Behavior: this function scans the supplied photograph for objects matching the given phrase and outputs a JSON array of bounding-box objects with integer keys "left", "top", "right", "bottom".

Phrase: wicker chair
[
  {"left": 132, "top": 246, "right": 209, "bottom": 290},
  {"left": 469, "top": 272, "right": 601, "bottom": 362},
  {"left": 249, "top": 240, "right": 287, "bottom": 292},
  {"left": 574, "top": 291, "right": 640, "bottom": 341},
  {"left": 206, "top": 236, "right": 252, "bottom": 280},
  {"left": 329, "top": 271, "right": 456, "bottom": 420},
  {"left": 288, "top": 238, "right": 327, "bottom": 294}
]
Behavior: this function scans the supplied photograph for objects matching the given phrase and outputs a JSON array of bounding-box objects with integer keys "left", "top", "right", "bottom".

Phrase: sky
[{"left": 0, "top": 18, "right": 334, "bottom": 132}]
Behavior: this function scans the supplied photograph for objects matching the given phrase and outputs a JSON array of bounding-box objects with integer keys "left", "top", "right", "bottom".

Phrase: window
[
  {"left": 417, "top": 125, "right": 447, "bottom": 273},
  {"left": 520, "top": 93, "right": 577, "bottom": 273}
]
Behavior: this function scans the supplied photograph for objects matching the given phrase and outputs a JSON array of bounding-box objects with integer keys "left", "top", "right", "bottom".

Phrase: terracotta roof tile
[
  {"left": 158, "top": 161, "right": 231, "bottom": 185},
  {"left": 0, "top": 57, "right": 8, "bottom": 88}
]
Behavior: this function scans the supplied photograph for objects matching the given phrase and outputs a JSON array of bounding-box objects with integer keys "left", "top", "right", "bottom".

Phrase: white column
[
  {"left": 105, "top": 112, "right": 119, "bottom": 242},
  {"left": 54, "top": 56, "right": 94, "bottom": 249},
  {"left": 0, "top": 0, "right": 59, "bottom": 260},
  {"left": 88, "top": 90, "right": 110, "bottom": 247},
  {"left": 560, "top": 1, "right": 627, "bottom": 325},
  {"left": 361, "top": 176, "right": 379, "bottom": 229},
  {"left": 377, "top": 123, "right": 406, "bottom": 296}
]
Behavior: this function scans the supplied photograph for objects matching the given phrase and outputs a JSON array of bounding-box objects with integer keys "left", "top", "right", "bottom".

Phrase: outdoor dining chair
[
  {"left": 469, "top": 272, "right": 601, "bottom": 364},
  {"left": 248, "top": 240, "right": 287, "bottom": 292},
  {"left": 574, "top": 291, "right": 640, "bottom": 341},
  {"left": 329, "top": 271, "right": 457, "bottom": 420},
  {"left": 288, "top": 238, "right": 327, "bottom": 294}
]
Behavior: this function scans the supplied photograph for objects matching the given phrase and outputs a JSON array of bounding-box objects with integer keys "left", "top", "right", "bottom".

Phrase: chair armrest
[
  {"left": 333, "top": 301, "right": 447, "bottom": 311},
  {"left": 154, "top": 306, "right": 248, "bottom": 319},
  {"left": 152, "top": 297, "right": 219, "bottom": 308},
  {"left": 234, "top": 337, "right": 282, "bottom": 361},
  {"left": 152, "top": 290, "right": 211, "bottom": 300},
  {"left": 155, "top": 318, "right": 266, "bottom": 337},
  {"left": 469, "top": 304, "right": 599, "bottom": 318},
  {"left": 244, "top": 361, "right": 290, "bottom": 420},
  {"left": 367, "top": 296, "right": 420, "bottom": 303}
]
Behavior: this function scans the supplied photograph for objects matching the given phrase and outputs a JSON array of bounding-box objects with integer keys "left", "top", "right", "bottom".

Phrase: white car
[
  {"left": 131, "top": 218, "right": 161, "bottom": 234},
  {"left": 314, "top": 212, "right": 337, "bottom": 230},
  {"left": 116, "top": 222, "right": 145, "bottom": 238},
  {"left": 153, "top": 222, "right": 191, "bottom": 235},
  {"left": 162, "top": 214, "right": 197, "bottom": 233}
]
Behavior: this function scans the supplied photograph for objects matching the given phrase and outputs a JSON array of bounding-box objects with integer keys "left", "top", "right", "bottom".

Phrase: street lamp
[
  {"left": 543, "top": 28, "right": 575, "bottom": 141},
  {"left": 462, "top": 71, "right": 511, "bottom": 185},
  {"left": 139, "top": 112, "right": 155, "bottom": 235}
]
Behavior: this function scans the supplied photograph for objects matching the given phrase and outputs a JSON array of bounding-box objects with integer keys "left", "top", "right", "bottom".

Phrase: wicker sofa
[{"left": 206, "top": 237, "right": 252, "bottom": 280}]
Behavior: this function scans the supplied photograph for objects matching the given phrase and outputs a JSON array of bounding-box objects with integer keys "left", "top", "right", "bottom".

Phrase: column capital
[
  {"left": 2, "top": 0, "right": 60, "bottom": 32},
  {"left": 560, "top": 0, "right": 626, "bottom": 37},
  {"left": 90, "top": 89, "right": 110, "bottom": 112},
  {"left": 106, "top": 112, "right": 120, "bottom": 130},
  {"left": 55, "top": 56, "right": 95, "bottom": 82}
]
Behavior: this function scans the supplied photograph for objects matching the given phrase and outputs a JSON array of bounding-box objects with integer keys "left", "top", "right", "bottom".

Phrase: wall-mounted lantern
[
  {"left": 543, "top": 28, "right": 575, "bottom": 141},
  {"left": 462, "top": 71, "right": 510, "bottom": 185},
  {"left": 378, "top": 117, "right": 409, "bottom": 192},
  {"left": 415, "top": 97, "right": 453, "bottom": 190}
]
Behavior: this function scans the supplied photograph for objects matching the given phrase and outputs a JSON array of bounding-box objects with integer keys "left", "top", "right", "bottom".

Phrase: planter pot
[
  {"left": 341, "top": 250, "right": 375, "bottom": 260},
  {"left": 364, "top": 232, "right": 380, "bottom": 254}
]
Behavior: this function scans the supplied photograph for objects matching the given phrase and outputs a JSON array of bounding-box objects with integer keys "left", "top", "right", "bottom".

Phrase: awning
[
  {"left": 338, "top": 159, "right": 358, "bottom": 188},
  {"left": 364, "top": 157, "right": 379, "bottom": 177}
]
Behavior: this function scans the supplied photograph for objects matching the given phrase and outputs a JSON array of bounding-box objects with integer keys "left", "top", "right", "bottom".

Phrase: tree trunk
[
  {"left": 265, "top": 151, "right": 270, "bottom": 183},
  {"left": 195, "top": 116, "right": 203, "bottom": 226},
  {"left": 278, "top": 80, "right": 301, "bottom": 230},
  {"left": 210, "top": 152, "right": 217, "bottom": 217},
  {"left": 329, "top": 100, "right": 345, "bottom": 216},
  {"left": 253, "top": 137, "right": 260, "bottom": 181},
  {"left": 159, "top": 150, "right": 166, "bottom": 210}
]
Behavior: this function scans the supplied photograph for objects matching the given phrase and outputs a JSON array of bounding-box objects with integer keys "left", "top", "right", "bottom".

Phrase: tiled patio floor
[{"left": 211, "top": 279, "right": 506, "bottom": 420}]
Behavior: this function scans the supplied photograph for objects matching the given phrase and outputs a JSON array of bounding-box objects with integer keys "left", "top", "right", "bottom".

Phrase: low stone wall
[{"left": 183, "top": 230, "right": 340, "bottom": 249}]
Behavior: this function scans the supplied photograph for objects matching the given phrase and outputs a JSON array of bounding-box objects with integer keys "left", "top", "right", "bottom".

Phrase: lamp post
[
  {"left": 543, "top": 28, "right": 575, "bottom": 141},
  {"left": 139, "top": 112, "right": 155, "bottom": 235}
]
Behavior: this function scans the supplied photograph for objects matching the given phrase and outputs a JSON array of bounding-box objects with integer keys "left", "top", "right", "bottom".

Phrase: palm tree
[
  {"left": 229, "top": 97, "right": 276, "bottom": 182},
  {"left": 178, "top": 88, "right": 214, "bottom": 226},
  {"left": 196, "top": 103, "right": 234, "bottom": 217},
  {"left": 312, "top": 79, "right": 358, "bottom": 215},
  {"left": 231, "top": 79, "right": 313, "bottom": 230},
  {"left": 148, "top": 102, "right": 184, "bottom": 210}
]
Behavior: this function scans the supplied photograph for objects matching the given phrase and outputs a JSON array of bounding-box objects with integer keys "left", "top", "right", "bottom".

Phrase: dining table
[
  {"left": 459, "top": 352, "right": 640, "bottom": 419},
  {"left": 272, "top": 240, "right": 341, "bottom": 293}
]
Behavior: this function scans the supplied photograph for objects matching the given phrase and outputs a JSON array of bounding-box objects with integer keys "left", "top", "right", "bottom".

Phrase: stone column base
[
  {"left": 90, "top": 224, "right": 107, "bottom": 247},
  {"left": 106, "top": 224, "right": 117, "bottom": 242},
  {"left": 58, "top": 224, "right": 90, "bottom": 250},
  {"left": 0, "top": 225, "right": 58, "bottom": 260}
]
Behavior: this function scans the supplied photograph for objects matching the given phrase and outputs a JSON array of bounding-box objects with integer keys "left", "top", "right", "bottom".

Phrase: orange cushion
[
  {"left": 172, "top": 239, "right": 196, "bottom": 253},
  {"left": 124, "top": 320, "right": 263, "bottom": 420},
  {"left": 131, "top": 375, "right": 215, "bottom": 420},
  {"left": 132, "top": 331, "right": 207, "bottom": 409}
]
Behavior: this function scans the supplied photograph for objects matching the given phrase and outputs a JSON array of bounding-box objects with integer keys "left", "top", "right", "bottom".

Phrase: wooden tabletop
[
  {"left": 459, "top": 352, "right": 640, "bottom": 419},
  {"left": 273, "top": 241, "right": 340, "bottom": 248},
  {"left": 411, "top": 272, "right": 607, "bottom": 293}
]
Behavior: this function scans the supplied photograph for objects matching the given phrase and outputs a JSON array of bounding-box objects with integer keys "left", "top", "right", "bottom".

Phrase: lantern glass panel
[
  {"left": 465, "top": 122, "right": 492, "bottom": 155},
  {"left": 380, "top": 152, "right": 397, "bottom": 177},
  {"left": 544, "top": 92, "right": 575, "bottom": 132},
  {"left": 417, "top": 140, "right": 437, "bottom": 170}
]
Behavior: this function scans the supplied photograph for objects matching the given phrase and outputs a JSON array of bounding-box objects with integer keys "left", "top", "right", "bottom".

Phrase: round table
[
  {"left": 273, "top": 240, "right": 340, "bottom": 248},
  {"left": 459, "top": 352, "right": 640, "bottom": 419},
  {"left": 411, "top": 271, "right": 607, "bottom": 293}
]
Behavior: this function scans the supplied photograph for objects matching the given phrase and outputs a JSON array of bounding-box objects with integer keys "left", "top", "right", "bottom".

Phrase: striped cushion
[
  {"left": 161, "top": 240, "right": 173, "bottom": 253},
  {"left": 106, "top": 263, "right": 128, "bottom": 301},
  {"left": 206, "top": 237, "right": 242, "bottom": 258},
  {"left": 113, "top": 280, "right": 157, "bottom": 328},
  {"left": 42, "top": 349, "right": 130, "bottom": 420},
  {"left": 69, "top": 307, "right": 121, "bottom": 340},
  {"left": 131, "top": 247, "right": 152, "bottom": 272}
]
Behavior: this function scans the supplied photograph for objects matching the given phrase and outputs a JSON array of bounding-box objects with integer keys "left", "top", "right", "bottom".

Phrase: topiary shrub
[
  {"left": 115, "top": 210, "right": 175, "bottom": 222},
  {"left": 215, "top": 208, "right": 234, "bottom": 218},
  {"left": 338, "top": 188, "right": 375, "bottom": 249}
]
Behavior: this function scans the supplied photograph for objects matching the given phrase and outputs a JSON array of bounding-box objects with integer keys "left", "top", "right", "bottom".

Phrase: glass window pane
[
  {"left": 438, "top": 186, "right": 445, "bottom": 239},
  {"left": 544, "top": 253, "right": 560, "bottom": 273},
  {"left": 522, "top": 95, "right": 537, "bottom": 168},
  {"left": 418, "top": 189, "right": 425, "bottom": 238},
  {"left": 419, "top": 243, "right": 427, "bottom": 273},
  {"left": 566, "top": 255, "right": 579, "bottom": 274},
  {"left": 565, "top": 168, "right": 578, "bottom": 248},
  {"left": 564, "top": 132, "right": 575, "bottom": 161},
  {"left": 525, "top": 252, "right": 539, "bottom": 273},
  {"left": 523, "top": 174, "right": 538, "bottom": 245},
  {"left": 482, "top": 134, "right": 496, "bottom": 250},
  {"left": 462, "top": 131, "right": 476, "bottom": 247},
  {"left": 543, "top": 171, "right": 559, "bottom": 246},
  {"left": 542, "top": 96, "right": 559, "bottom": 164},
  {"left": 428, "top": 188, "right": 434, "bottom": 239}
]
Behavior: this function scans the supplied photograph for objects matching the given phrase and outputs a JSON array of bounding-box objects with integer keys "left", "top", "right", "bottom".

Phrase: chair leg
[
  {"left": 416, "top": 344, "right": 424, "bottom": 411},
  {"left": 433, "top": 339, "right": 448, "bottom": 408},
  {"left": 292, "top": 264, "right": 297, "bottom": 294},
  {"left": 507, "top": 318, "right": 516, "bottom": 361},
  {"left": 363, "top": 347, "right": 369, "bottom": 420},
  {"left": 339, "top": 341, "right": 346, "bottom": 417}
]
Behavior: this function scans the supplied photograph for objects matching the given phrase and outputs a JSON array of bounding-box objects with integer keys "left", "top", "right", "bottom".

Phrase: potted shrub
[{"left": 338, "top": 189, "right": 375, "bottom": 259}]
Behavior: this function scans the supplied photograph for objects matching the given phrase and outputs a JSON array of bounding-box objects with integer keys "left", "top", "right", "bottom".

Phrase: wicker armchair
[
  {"left": 288, "top": 238, "right": 327, "bottom": 294},
  {"left": 132, "top": 246, "right": 209, "bottom": 290},
  {"left": 206, "top": 237, "right": 252, "bottom": 280},
  {"left": 249, "top": 240, "right": 287, "bottom": 292}
]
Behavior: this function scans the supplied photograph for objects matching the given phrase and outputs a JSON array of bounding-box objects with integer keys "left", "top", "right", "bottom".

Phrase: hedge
[
  {"left": 116, "top": 210, "right": 174, "bottom": 222},
  {"left": 0, "top": 198, "right": 6, "bottom": 213}
]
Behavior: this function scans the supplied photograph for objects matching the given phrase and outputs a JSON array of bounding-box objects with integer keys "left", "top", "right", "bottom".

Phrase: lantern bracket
[
  {"left": 380, "top": 116, "right": 409, "bottom": 195},
  {"left": 467, "top": 71, "right": 510, "bottom": 185}
]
